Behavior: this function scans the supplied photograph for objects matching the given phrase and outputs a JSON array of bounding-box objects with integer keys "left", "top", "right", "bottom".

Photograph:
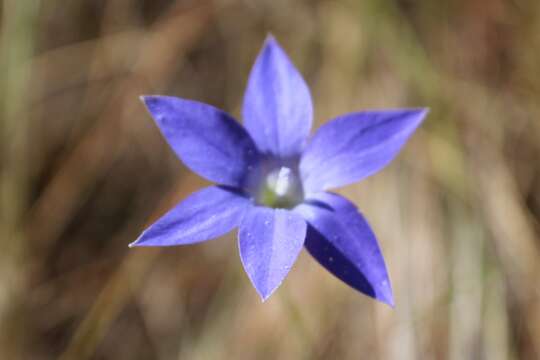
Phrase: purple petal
[
  {"left": 238, "top": 207, "right": 307, "bottom": 300},
  {"left": 242, "top": 36, "right": 313, "bottom": 157},
  {"left": 131, "top": 186, "right": 251, "bottom": 247},
  {"left": 295, "top": 192, "right": 393, "bottom": 306},
  {"left": 300, "top": 109, "right": 427, "bottom": 193},
  {"left": 142, "top": 95, "right": 258, "bottom": 187}
]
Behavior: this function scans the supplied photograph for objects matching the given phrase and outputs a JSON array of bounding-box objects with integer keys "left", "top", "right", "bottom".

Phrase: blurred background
[{"left": 1, "top": 0, "right": 540, "bottom": 359}]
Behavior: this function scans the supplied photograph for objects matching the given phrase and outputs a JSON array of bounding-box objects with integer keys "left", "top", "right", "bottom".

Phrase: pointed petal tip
[
  {"left": 139, "top": 95, "right": 159, "bottom": 106},
  {"left": 375, "top": 282, "right": 394, "bottom": 308},
  {"left": 249, "top": 272, "right": 283, "bottom": 302},
  {"left": 257, "top": 286, "right": 276, "bottom": 302},
  {"left": 261, "top": 34, "right": 285, "bottom": 55},
  {"left": 418, "top": 107, "right": 430, "bottom": 118},
  {"left": 411, "top": 107, "right": 430, "bottom": 125},
  {"left": 139, "top": 94, "right": 152, "bottom": 103},
  {"left": 264, "top": 33, "right": 277, "bottom": 45},
  {"left": 128, "top": 235, "right": 143, "bottom": 248},
  {"left": 396, "top": 107, "right": 429, "bottom": 123},
  {"left": 129, "top": 230, "right": 148, "bottom": 248},
  {"left": 128, "top": 235, "right": 142, "bottom": 248},
  {"left": 407, "top": 107, "right": 429, "bottom": 122},
  {"left": 139, "top": 95, "right": 157, "bottom": 110},
  {"left": 379, "top": 292, "right": 395, "bottom": 308},
  {"left": 140, "top": 95, "right": 171, "bottom": 108}
]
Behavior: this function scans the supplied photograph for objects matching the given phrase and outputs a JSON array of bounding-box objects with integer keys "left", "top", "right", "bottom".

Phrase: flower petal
[
  {"left": 142, "top": 95, "right": 258, "bottom": 187},
  {"left": 238, "top": 207, "right": 307, "bottom": 300},
  {"left": 300, "top": 109, "right": 427, "bottom": 193},
  {"left": 131, "top": 186, "right": 251, "bottom": 247},
  {"left": 242, "top": 36, "right": 313, "bottom": 157},
  {"left": 295, "top": 192, "right": 393, "bottom": 306}
]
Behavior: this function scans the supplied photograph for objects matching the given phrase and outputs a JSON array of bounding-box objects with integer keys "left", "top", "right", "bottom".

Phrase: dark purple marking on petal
[
  {"left": 300, "top": 109, "right": 428, "bottom": 193},
  {"left": 142, "top": 95, "right": 259, "bottom": 187},
  {"left": 238, "top": 206, "right": 307, "bottom": 301},
  {"left": 295, "top": 192, "right": 394, "bottom": 306},
  {"left": 130, "top": 186, "right": 252, "bottom": 247},
  {"left": 242, "top": 36, "right": 313, "bottom": 157}
]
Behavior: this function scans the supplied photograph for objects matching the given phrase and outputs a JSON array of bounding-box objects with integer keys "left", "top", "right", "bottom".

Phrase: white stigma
[
  {"left": 259, "top": 166, "right": 304, "bottom": 209},
  {"left": 272, "top": 167, "right": 292, "bottom": 196}
]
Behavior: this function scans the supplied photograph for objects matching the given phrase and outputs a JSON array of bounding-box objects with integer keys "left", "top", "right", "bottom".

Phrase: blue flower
[{"left": 130, "top": 36, "right": 427, "bottom": 306}]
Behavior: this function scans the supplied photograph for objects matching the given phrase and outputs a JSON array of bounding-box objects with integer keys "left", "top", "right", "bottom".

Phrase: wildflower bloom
[{"left": 130, "top": 36, "right": 427, "bottom": 306}]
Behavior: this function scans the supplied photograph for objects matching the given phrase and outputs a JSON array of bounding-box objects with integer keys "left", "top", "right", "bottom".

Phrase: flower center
[{"left": 256, "top": 166, "right": 304, "bottom": 209}]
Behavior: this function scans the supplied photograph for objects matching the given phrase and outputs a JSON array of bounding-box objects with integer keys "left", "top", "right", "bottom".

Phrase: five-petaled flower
[{"left": 130, "top": 35, "right": 427, "bottom": 306}]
